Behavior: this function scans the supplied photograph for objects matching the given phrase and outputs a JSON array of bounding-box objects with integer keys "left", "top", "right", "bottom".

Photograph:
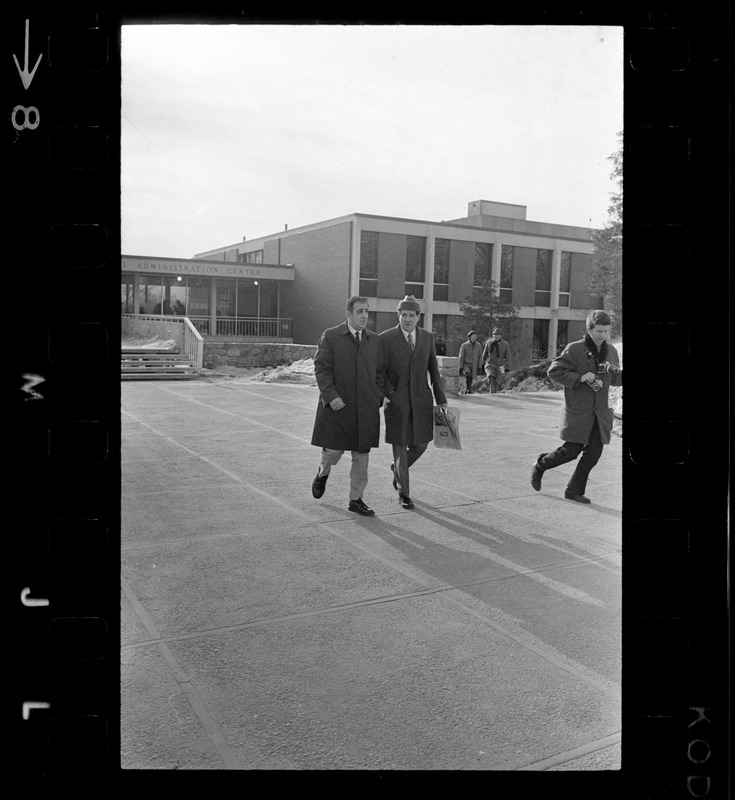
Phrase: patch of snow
[{"left": 121, "top": 335, "right": 177, "bottom": 349}]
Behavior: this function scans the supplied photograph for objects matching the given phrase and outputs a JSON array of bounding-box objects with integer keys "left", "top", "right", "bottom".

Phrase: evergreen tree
[{"left": 453, "top": 279, "right": 520, "bottom": 340}]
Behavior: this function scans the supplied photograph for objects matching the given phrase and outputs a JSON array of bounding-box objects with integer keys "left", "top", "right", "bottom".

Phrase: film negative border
[
  {"left": 622, "top": 11, "right": 729, "bottom": 800},
  {"left": 10, "top": 5, "right": 121, "bottom": 784},
  {"left": 9, "top": 4, "right": 730, "bottom": 793}
]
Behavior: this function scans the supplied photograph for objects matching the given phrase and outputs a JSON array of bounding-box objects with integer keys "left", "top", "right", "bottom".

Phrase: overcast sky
[{"left": 121, "top": 24, "right": 623, "bottom": 259}]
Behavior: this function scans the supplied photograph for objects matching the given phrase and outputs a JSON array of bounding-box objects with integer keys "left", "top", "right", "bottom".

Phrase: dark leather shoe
[
  {"left": 348, "top": 498, "right": 375, "bottom": 516},
  {"left": 312, "top": 470, "right": 328, "bottom": 499},
  {"left": 390, "top": 463, "right": 399, "bottom": 492},
  {"left": 564, "top": 490, "right": 591, "bottom": 504},
  {"left": 398, "top": 494, "right": 415, "bottom": 510},
  {"left": 530, "top": 455, "right": 546, "bottom": 491}
]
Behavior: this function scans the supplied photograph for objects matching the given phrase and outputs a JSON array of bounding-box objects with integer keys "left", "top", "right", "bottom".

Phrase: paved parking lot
[{"left": 121, "top": 376, "right": 621, "bottom": 770}]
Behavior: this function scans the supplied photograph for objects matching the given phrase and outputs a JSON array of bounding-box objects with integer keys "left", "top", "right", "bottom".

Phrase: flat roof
[{"left": 195, "top": 210, "right": 595, "bottom": 256}]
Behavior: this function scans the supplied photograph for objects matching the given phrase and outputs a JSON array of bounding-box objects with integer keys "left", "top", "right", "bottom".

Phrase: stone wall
[
  {"left": 437, "top": 356, "right": 462, "bottom": 396},
  {"left": 203, "top": 341, "right": 317, "bottom": 369}
]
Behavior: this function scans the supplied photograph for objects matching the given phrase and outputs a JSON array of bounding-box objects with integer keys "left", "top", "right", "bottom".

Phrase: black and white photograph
[
  {"left": 9, "top": 2, "right": 730, "bottom": 790},
  {"left": 119, "top": 22, "right": 626, "bottom": 772}
]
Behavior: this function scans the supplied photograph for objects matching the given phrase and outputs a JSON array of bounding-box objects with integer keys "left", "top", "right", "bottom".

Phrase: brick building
[
  {"left": 193, "top": 200, "right": 602, "bottom": 362},
  {"left": 121, "top": 200, "right": 602, "bottom": 362}
]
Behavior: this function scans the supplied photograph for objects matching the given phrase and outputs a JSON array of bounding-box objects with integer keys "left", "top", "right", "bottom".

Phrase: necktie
[
  {"left": 354, "top": 331, "right": 361, "bottom": 347},
  {"left": 408, "top": 333, "right": 414, "bottom": 351}
]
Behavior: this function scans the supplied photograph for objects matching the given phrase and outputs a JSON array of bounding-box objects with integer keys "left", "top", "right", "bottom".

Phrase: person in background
[
  {"left": 435, "top": 335, "right": 447, "bottom": 356},
  {"left": 310, "top": 296, "right": 386, "bottom": 516},
  {"left": 457, "top": 330, "right": 483, "bottom": 394},
  {"left": 482, "top": 327, "right": 511, "bottom": 393},
  {"left": 380, "top": 296, "right": 447, "bottom": 510},
  {"left": 530, "top": 309, "right": 623, "bottom": 504}
]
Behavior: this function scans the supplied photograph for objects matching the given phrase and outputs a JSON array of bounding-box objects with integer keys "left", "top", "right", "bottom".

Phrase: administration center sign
[{"left": 121, "top": 256, "right": 295, "bottom": 281}]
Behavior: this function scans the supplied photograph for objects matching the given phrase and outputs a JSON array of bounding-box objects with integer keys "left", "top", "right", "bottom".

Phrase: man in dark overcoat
[
  {"left": 482, "top": 327, "right": 512, "bottom": 393},
  {"left": 457, "top": 330, "right": 483, "bottom": 393},
  {"left": 311, "top": 296, "right": 386, "bottom": 516},
  {"left": 380, "top": 295, "right": 447, "bottom": 509},
  {"left": 530, "top": 309, "right": 623, "bottom": 503}
]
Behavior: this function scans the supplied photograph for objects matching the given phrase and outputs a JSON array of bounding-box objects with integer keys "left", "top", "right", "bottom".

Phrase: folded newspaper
[{"left": 433, "top": 405, "right": 461, "bottom": 450}]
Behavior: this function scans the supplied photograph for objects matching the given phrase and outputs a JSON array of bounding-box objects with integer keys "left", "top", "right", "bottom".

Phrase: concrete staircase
[{"left": 121, "top": 348, "right": 199, "bottom": 380}]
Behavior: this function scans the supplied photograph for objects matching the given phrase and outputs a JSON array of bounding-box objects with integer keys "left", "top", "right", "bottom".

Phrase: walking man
[
  {"left": 530, "top": 309, "right": 623, "bottom": 503},
  {"left": 458, "top": 330, "right": 483, "bottom": 394},
  {"left": 311, "top": 296, "right": 386, "bottom": 515},
  {"left": 380, "top": 295, "right": 447, "bottom": 509},
  {"left": 482, "top": 327, "right": 511, "bottom": 393}
]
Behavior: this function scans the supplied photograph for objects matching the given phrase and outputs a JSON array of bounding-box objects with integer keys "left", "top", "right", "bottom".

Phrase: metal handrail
[
  {"left": 121, "top": 314, "right": 202, "bottom": 372},
  {"left": 187, "top": 315, "right": 292, "bottom": 339},
  {"left": 182, "top": 316, "right": 204, "bottom": 369}
]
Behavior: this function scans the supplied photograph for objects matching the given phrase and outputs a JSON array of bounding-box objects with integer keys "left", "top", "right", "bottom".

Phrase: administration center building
[{"left": 122, "top": 199, "right": 602, "bottom": 361}]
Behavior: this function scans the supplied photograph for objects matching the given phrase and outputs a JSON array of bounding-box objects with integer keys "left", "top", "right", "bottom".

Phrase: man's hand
[
  {"left": 581, "top": 372, "right": 597, "bottom": 384},
  {"left": 329, "top": 397, "right": 346, "bottom": 410},
  {"left": 440, "top": 403, "right": 448, "bottom": 410}
]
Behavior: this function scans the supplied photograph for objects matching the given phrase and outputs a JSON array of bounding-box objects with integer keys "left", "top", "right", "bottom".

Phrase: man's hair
[
  {"left": 346, "top": 296, "right": 369, "bottom": 314},
  {"left": 586, "top": 309, "right": 612, "bottom": 329}
]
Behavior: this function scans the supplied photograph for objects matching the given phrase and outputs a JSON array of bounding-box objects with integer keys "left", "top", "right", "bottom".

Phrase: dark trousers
[
  {"left": 392, "top": 442, "right": 428, "bottom": 498},
  {"left": 539, "top": 419, "right": 603, "bottom": 495},
  {"left": 464, "top": 371, "right": 474, "bottom": 393}
]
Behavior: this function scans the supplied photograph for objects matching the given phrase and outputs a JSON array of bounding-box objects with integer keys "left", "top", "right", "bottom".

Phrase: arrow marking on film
[{"left": 13, "top": 20, "right": 43, "bottom": 90}]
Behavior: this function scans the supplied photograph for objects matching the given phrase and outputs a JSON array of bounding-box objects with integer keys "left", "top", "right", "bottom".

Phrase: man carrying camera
[{"left": 530, "top": 309, "right": 622, "bottom": 503}]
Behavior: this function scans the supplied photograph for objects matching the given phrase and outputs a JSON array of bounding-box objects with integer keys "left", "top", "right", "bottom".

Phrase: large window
[
  {"left": 359, "top": 231, "right": 378, "bottom": 295},
  {"left": 473, "top": 242, "right": 493, "bottom": 286},
  {"left": 237, "top": 280, "right": 258, "bottom": 317},
  {"left": 405, "top": 235, "right": 426, "bottom": 298},
  {"left": 238, "top": 250, "right": 263, "bottom": 264},
  {"left": 259, "top": 280, "right": 279, "bottom": 318},
  {"left": 161, "top": 275, "right": 187, "bottom": 315},
  {"left": 187, "top": 278, "right": 210, "bottom": 316},
  {"left": 534, "top": 249, "right": 553, "bottom": 307},
  {"left": 217, "top": 279, "right": 236, "bottom": 317},
  {"left": 405, "top": 235, "right": 426, "bottom": 283},
  {"left": 432, "top": 314, "right": 448, "bottom": 354},
  {"left": 136, "top": 274, "right": 163, "bottom": 314},
  {"left": 533, "top": 319, "right": 550, "bottom": 360},
  {"left": 434, "top": 238, "right": 450, "bottom": 301},
  {"left": 215, "top": 278, "right": 281, "bottom": 335},
  {"left": 121, "top": 273, "right": 135, "bottom": 313},
  {"left": 132, "top": 273, "right": 211, "bottom": 316},
  {"left": 500, "top": 245, "right": 514, "bottom": 303},
  {"left": 556, "top": 319, "right": 569, "bottom": 352},
  {"left": 559, "top": 252, "right": 572, "bottom": 307}
]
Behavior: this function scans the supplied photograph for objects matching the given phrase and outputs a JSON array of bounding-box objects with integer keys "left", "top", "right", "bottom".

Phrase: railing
[
  {"left": 188, "top": 316, "right": 292, "bottom": 339},
  {"left": 123, "top": 313, "right": 292, "bottom": 347},
  {"left": 121, "top": 314, "right": 202, "bottom": 372},
  {"left": 182, "top": 316, "right": 204, "bottom": 370}
]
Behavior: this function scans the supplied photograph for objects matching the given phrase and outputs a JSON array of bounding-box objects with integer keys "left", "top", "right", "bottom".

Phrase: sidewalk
[{"left": 121, "top": 377, "right": 621, "bottom": 770}]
